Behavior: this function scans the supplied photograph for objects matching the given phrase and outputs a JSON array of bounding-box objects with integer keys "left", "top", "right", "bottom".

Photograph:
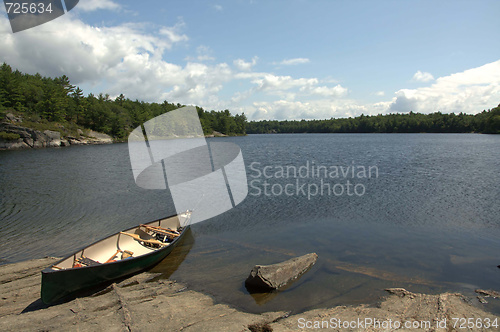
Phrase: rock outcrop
[
  {"left": 245, "top": 253, "right": 318, "bottom": 291},
  {"left": 1, "top": 258, "right": 498, "bottom": 331},
  {"left": 0, "top": 113, "right": 112, "bottom": 150}
]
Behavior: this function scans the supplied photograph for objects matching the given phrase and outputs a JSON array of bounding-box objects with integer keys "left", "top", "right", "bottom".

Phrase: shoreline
[{"left": 0, "top": 258, "right": 498, "bottom": 331}]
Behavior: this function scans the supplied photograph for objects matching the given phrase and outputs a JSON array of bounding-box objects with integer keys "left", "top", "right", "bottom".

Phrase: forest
[
  {"left": 1, "top": 62, "right": 498, "bottom": 138},
  {"left": 247, "top": 107, "right": 500, "bottom": 134},
  {"left": 0, "top": 63, "right": 246, "bottom": 139}
]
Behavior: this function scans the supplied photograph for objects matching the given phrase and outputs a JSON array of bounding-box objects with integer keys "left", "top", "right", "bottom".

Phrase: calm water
[{"left": 1, "top": 134, "right": 499, "bottom": 314}]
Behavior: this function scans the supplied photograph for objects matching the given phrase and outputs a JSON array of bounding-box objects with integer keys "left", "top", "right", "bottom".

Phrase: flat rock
[
  {"left": 0, "top": 259, "right": 498, "bottom": 331},
  {"left": 245, "top": 253, "right": 318, "bottom": 291}
]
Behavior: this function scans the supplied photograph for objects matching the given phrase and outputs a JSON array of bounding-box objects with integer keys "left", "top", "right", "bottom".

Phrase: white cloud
[
  {"left": 301, "top": 84, "right": 348, "bottom": 97},
  {"left": 159, "top": 21, "right": 189, "bottom": 44},
  {"left": 246, "top": 99, "right": 368, "bottom": 121},
  {"left": 412, "top": 70, "right": 434, "bottom": 82},
  {"left": 77, "top": 0, "right": 121, "bottom": 11},
  {"left": 278, "top": 58, "right": 310, "bottom": 66},
  {"left": 0, "top": 14, "right": 216, "bottom": 104},
  {"left": 389, "top": 60, "right": 500, "bottom": 114},
  {"left": 374, "top": 91, "right": 385, "bottom": 96},
  {"left": 253, "top": 74, "right": 317, "bottom": 93},
  {"left": 233, "top": 56, "right": 258, "bottom": 71},
  {"left": 214, "top": 4, "right": 223, "bottom": 11}
]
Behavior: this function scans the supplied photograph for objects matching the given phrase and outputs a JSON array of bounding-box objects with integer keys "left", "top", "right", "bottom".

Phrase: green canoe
[{"left": 41, "top": 211, "right": 192, "bottom": 304}]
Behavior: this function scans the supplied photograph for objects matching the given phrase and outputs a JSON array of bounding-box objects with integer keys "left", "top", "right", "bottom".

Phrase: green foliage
[
  {"left": 247, "top": 106, "right": 500, "bottom": 135},
  {"left": 0, "top": 131, "right": 21, "bottom": 140},
  {"left": 0, "top": 63, "right": 246, "bottom": 139}
]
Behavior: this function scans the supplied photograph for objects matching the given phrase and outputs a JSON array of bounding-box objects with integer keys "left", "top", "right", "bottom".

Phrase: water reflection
[{"left": 150, "top": 227, "right": 195, "bottom": 278}]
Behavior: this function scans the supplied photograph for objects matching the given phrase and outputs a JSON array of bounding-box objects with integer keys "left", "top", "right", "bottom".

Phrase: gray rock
[
  {"left": 87, "top": 130, "right": 113, "bottom": 143},
  {"left": 43, "top": 130, "right": 61, "bottom": 147},
  {"left": 245, "top": 253, "right": 318, "bottom": 291},
  {"left": 5, "top": 113, "right": 22, "bottom": 123},
  {"left": 0, "top": 123, "right": 110, "bottom": 150},
  {"left": 68, "top": 138, "right": 82, "bottom": 145},
  {"left": 0, "top": 138, "right": 29, "bottom": 150}
]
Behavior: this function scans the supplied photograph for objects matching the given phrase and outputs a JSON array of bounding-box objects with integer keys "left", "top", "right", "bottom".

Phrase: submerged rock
[{"left": 245, "top": 253, "right": 318, "bottom": 291}]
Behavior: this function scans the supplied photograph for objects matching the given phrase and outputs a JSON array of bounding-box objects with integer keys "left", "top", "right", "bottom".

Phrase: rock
[
  {"left": 477, "top": 296, "right": 488, "bottom": 304},
  {"left": 77, "top": 128, "right": 84, "bottom": 135},
  {"left": 245, "top": 253, "right": 318, "bottom": 291},
  {"left": 0, "top": 258, "right": 499, "bottom": 331},
  {"left": 475, "top": 289, "right": 500, "bottom": 298},
  {"left": 0, "top": 138, "right": 29, "bottom": 150},
  {"left": 0, "top": 123, "right": 111, "bottom": 150},
  {"left": 67, "top": 136, "right": 84, "bottom": 145},
  {"left": 385, "top": 288, "right": 417, "bottom": 299},
  {"left": 87, "top": 130, "right": 113, "bottom": 144},
  {"left": 5, "top": 113, "right": 22, "bottom": 123},
  {"left": 43, "top": 130, "right": 61, "bottom": 147}
]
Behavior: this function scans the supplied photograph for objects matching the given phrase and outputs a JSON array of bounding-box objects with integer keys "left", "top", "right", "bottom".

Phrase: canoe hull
[{"left": 41, "top": 215, "right": 189, "bottom": 304}]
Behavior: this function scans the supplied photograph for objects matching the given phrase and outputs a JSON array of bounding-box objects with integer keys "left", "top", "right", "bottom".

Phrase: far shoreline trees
[{"left": 247, "top": 108, "right": 500, "bottom": 135}]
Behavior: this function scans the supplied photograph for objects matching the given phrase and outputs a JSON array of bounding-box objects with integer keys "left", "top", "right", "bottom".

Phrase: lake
[{"left": 1, "top": 134, "right": 499, "bottom": 314}]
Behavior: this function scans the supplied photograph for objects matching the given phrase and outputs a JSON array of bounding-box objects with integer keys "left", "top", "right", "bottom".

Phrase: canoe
[{"left": 41, "top": 211, "right": 192, "bottom": 304}]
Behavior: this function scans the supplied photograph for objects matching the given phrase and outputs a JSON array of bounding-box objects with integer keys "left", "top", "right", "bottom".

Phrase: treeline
[
  {"left": 0, "top": 63, "right": 246, "bottom": 138},
  {"left": 247, "top": 108, "right": 500, "bottom": 134}
]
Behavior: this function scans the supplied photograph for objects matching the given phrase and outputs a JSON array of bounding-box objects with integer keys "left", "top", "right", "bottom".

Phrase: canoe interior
[{"left": 50, "top": 212, "right": 190, "bottom": 270}]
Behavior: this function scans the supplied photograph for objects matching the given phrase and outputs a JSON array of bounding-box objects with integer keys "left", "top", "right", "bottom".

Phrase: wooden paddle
[
  {"left": 119, "top": 232, "right": 167, "bottom": 246},
  {"left": 140, "top": 224, "right": 180, "bottom": 237}
]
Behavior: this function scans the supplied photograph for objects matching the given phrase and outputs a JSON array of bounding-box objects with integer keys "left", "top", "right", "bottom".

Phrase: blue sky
[{"left": 1, "top": 0, "right": 499, "bottom": 120}]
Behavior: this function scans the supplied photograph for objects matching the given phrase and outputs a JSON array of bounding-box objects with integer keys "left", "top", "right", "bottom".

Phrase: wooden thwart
[{"left": 120, "top": 232, "right": 167, "bottom": 246}]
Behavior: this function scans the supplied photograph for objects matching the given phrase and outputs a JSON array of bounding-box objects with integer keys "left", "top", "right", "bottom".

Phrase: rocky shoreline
[
  {"left": 0, "top": 113, "right": 113, "bottom": 150},
  {"left": 0, "top": 257, "right": 498, "bottom": 331}
]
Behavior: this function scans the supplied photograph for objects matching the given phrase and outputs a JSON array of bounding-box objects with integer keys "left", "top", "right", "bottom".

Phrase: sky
[{"left": 1, "top": 0, "right": 499, "bottom": 120}]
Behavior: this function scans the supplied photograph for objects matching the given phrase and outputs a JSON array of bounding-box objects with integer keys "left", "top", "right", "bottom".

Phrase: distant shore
[{"left": 0, "top": 257, "right": 498, "bottom": 331}]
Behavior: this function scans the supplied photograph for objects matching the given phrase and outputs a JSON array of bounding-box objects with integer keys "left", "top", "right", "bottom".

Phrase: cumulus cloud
[
  {"left": 301, "top": 85, "right": 348, "bottom": 97},
  {"left": 389, "top": 60, "right": 500, "bottom": 114},
  {"left": 412, "top": 70, "right": 434, "bottom": 82},
  {"left": 278, "top": 58, "right": 310, "bottom": 66},
  {"left": 0, "top": 15, "right": 188, "bottom": 85},
  {"left": 246, "top": 99, "right": 368, "bottom": 121},
  {"left": 159, "top": 21, "right": 189, "bottom": 44},
  {"left": 233, "top": 56, "right": 258, "bottom": 71},
  {"left": 77, "top": 0, "right": 121, "bottom": 12}
]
